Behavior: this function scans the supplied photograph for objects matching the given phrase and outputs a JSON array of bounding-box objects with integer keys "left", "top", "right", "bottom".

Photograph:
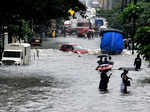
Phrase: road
[{"left": 0, "top": 36, "right": 150, "bottom": 112}]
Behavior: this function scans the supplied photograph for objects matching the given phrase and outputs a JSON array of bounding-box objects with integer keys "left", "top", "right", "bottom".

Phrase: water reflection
[
  {"left": 139, "top": 78, "right": 150, "bottom": 84},
  {"left": 0, "top": 76, "right": 58, "bottom": 89}
]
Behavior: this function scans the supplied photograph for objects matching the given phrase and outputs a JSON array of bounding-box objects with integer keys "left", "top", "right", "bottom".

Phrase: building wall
[
  {"left": 98, "top": 0, "right": 122, "bottom": 10},
  {"left": 81, "top": 0, "right": 121, "bottom": 10},
  {"left": 97, "top": 0, "right": 113, "bottom": 10}
]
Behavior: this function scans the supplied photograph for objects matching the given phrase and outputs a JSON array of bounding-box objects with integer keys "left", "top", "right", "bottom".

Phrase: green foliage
[
  {"left": 8, "top": 25, "right": 19, "bottom": 36},
  {"left": 136, "top": 2, "right": 150, "bottom": 26},
  {"left": 97, "top": 9, "right": 127, "bottom": 39},
  {"left": 121, "top": 3, "right": 143, "bottom": 23},
  {"left": 0, "top": 0, "right": 86, "bottom": 42},
  {"left": 134, "top": 26, "right": 150, "bottom": 61},
  {"left": 97, "top": 1, "right": 150, "bottom": 62},
  {"left": 8, "top": 19, "right": 33, "bottom": 41},
  {"left": 121, "top": 2, "right": 150, "bottom": 62},
  {"left": 0, "top": 0, "right": 86, "bottom": 25},
  {"left": 98, "top": 8, "right": 121, "bottom": 27},
  {"left": 21, "top": 19, "right": 33, "bottom": 38}
]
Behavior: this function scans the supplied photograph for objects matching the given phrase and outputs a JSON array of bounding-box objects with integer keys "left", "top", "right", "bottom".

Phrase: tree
[
  {"left": 8, "top": 19, "right": 33, "bottom": 42},
  {"left": 0, "top": 0, "right": 86, "bottom": 25},
  {"left": 134, "top": 26, "right": 150, "bottom": 62},
  {"left": 97, "top": 1, "right": 150, "bottom": 63},
  {"left": 124, "top": 2, "right": 150, "bottom": 62},
  {"left": 0, "top": 0, "right": 86, "bottom": 41}
]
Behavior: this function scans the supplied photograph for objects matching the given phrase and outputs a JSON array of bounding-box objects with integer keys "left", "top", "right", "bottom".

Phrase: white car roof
[{"left": 9, "top": 43, "right": 30, "bottom": 47}]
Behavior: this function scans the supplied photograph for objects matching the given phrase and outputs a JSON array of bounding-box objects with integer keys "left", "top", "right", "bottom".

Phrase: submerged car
[
  {"left": 29, "top": 36, "right": 42, "bottom": 46},
  {"left": 59, "top": 43, "right": 88, "bottom": 54}
]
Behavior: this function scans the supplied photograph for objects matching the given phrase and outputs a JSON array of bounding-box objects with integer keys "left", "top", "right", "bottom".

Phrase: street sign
[{"left": 68, "top": 9, "right": 75, "bottom": 16}]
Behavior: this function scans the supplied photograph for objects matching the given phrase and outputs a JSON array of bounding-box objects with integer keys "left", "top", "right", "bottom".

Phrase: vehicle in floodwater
[
  {"left": 100, "top": 28, "right": 125, "bottom": 54},
  {"left": 76, "top": 19, "right": 90, "bottom": 37},
  {"left": 1, "top": 43, "right": 31, "bottom": 65}
]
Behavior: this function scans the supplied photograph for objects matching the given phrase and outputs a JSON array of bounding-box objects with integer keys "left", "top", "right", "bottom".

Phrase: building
[
  {"left": 80, "top": 0, "right": 122, "bottom": 10},
  {"left": 80, "top": 0, "right": 100, "bottom": 8}
]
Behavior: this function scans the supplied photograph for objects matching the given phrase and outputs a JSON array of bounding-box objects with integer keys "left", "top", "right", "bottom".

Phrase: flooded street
[{"left": 0, "top": 36, "right": 150, "bottom": 112}]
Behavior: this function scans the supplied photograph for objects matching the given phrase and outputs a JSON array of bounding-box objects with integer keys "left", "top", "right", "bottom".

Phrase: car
[
  {"left": 59, "top": 43, "right": 88, "bottom": 54},
  {"left": 29, "top": 36, "right": 42, "bottom": 46}
]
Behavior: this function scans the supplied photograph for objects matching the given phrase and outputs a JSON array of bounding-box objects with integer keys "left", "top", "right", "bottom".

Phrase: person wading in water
[
  {"left": 134, "top": 54, "right": 142, "bottom": 71},
  {"left": 99, "top": 70, "right": 112, "bottom": 91},
  {"left": 120, "top": 69, "right": 132, "bottom": 93}
]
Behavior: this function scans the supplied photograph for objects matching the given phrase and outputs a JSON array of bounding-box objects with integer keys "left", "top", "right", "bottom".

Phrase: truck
[
  {"left": 1, "top": 43, "right": 31, "bottom": 65},
  {"left": 76, "top": 19, "right": 90, "bottom": 37}
]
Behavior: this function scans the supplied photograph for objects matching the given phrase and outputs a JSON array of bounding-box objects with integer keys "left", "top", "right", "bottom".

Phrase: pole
[
  {"left": 131, "top": 0, "right": 137, "bottom": 54},
  {"left": 121, "top": 0, "right": 128, "bottom": 10},
  {"left": 134, "top": 0, "right": 137, "bottom": 4},
  {"left": 121, "top": 0, "right": 125, "bottom": 10}
]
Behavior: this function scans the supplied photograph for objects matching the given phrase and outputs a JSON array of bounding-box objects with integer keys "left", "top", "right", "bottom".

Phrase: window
[
  {"left": 63, "top": 45, "right": 72, "bottom": 49},
  {"left": 73, "top": 45, "right": 83, "bottom": 50},
  {"left": 3, "top": 51, "right": 21, "bottom": 58}
]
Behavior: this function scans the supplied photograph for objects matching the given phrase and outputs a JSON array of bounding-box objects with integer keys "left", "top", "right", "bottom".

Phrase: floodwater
[{"left": 0, "top": 36, "right": 150, "bottom": 112}]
